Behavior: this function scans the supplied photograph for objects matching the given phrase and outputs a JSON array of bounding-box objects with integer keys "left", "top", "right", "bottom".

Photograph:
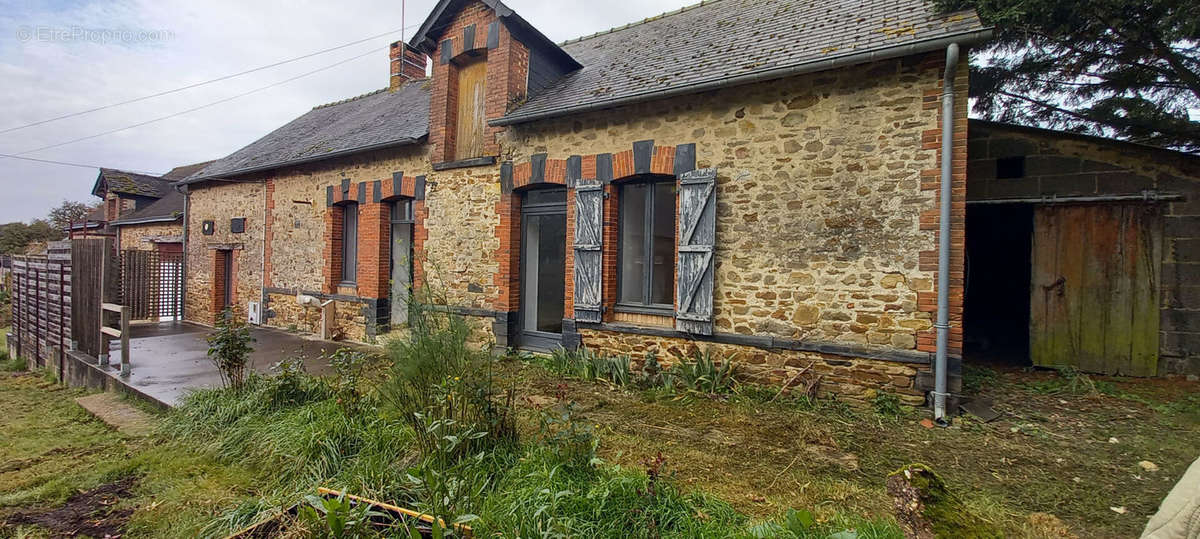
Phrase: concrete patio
[{"left": 66, "top": 321, "right": 374, "bottom": 407}]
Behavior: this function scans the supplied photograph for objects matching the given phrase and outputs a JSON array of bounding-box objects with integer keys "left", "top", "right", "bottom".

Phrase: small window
[
  {"left": 996, "top": 156, "right": 1026, "bottom": 179},
  {"left": 230, "top": 218, "right": 246, "bottom": 234},
  {"left": 201, "top": 220, "right": 215, "bottom": 235},
  {"left": 340, "top": 203, "right": 358, "bottom": 283},
  {"left": 618, "top": 179, "right": 676, "bottom": 310},
  {"left": 390, "top": 198, "right": 413, "bottom": 223}
]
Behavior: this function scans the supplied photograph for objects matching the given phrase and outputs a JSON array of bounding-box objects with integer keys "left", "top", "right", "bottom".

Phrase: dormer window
[{"left": 454, "top": 55, "right": 487, "bottom": 160}]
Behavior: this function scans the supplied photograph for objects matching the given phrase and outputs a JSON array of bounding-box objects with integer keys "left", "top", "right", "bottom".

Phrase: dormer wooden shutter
[
  {"left": 675, "top": 168, "right": 717, "bottom": 335},
  {"left": 573, "top": 180, "right": 604, "bottom": 323}
]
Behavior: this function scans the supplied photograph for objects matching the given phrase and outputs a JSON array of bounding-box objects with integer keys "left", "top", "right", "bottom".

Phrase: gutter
[
  {"left": 933, "top": 43, "right": 960, "bottom": 425},
  {"left": 109, "top": 215, "right": 183, "bottom": 226},
  {"left": 491, "top": 28, "right": 993, "bottom": 127},
  {"left": 181, "top": 137, "right": 420, "bottom": 185}
]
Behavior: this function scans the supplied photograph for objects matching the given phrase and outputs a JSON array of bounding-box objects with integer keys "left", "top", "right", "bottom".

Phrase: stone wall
[
  {"left": 117, "top": 221, "right": 181, "bottom": 251},
  {"left": 499, "top": 53, "right": 968, "bottom": 357},
  {"left": 967, "top": 121, "right": 1200, "bottom": 373},
  {"left": 420, "top": 165, "right": 502, "bottom": 310},
  {"left": 184, "top": 181, "right": 265, "bottom": 326},
  {"left": 578, "top": 328, "right": 924, "bottom": 404}
]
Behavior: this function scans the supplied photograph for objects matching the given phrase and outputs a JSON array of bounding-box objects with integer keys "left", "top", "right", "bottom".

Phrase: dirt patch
[{"left": 3, "top": 476, "right": 137, "bottom": 537}]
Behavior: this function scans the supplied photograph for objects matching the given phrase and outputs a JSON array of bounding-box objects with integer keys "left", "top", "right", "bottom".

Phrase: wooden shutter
[
  {"left": 675, "top": 168, "right": 717, "bottom": 335},
  {"left": 573, "top": 180, "right": 604, "bottom": 323}
]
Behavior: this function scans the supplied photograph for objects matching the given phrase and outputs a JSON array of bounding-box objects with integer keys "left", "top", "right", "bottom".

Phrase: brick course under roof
[
  {"left": 187, "top": 80, "right": 430, "bottom": 181},
  {"left": 499, "top": 0, "right": 986, "bottom": 123}
]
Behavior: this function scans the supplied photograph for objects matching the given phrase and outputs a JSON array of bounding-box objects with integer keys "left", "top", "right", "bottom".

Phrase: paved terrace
[{"left": 74, "top": 321, "right": 372, "bottom": 407}]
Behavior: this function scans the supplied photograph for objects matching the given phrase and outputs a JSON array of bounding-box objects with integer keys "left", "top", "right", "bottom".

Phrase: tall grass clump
[{"left": 546, "top": 346, "right": 632, "bottom": 386}]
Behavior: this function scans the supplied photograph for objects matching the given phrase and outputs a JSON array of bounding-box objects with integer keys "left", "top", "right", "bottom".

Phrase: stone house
[
  {"left": 82, "top": 163, "right": 210, "bottom": 252},
  {"left": 964, "top": 120, "right": 1200, "bottom": 375},
  {"left": 180, "top": 0, "right": 992, "bottom": 406}
]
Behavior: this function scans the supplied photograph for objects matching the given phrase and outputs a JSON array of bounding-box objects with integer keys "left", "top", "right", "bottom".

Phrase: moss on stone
[{"left": 887, "top": 463, "right": 1002, "bottom": 539}]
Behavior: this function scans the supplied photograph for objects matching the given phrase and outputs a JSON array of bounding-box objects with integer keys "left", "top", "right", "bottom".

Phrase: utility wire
[
  {"left": 0, "top": 24, "right": 418, "bottom": 135},
  {"left": 7, "top": 44, "right": 386, "bottom": 159},
  {"left": 0, "top": 153, "right": 162, "bottom": 174}
]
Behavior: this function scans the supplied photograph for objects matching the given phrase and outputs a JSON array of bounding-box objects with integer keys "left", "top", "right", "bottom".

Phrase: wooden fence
[
  {"left": 10, "top": 242, "right": 72, "bottom": 372},
  {"left": 72, "top": 238, "right": 116, "bottom": 358}
]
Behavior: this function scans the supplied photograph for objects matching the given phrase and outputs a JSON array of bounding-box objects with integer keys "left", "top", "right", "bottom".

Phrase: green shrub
[
  {"left": 298, "top": 490, "right": 386, "bottom": 538},
  {"left": 327, "top": 347, "right": 372, "bottom": 414},
  {"left": 663, "top": 348, "right": 737, "bottom": 395},
  {"left": 872, "top": 391, "right": 903, "bottom": 419},
  {"left": 378, "top": 296, "right": 516, "bottom": 462},
  {"left": 537, "top": 400, "right": 599, "bottom": 468},
  {"left": 545, "top": 346, "right": 633, "bottom": 387},
  {"left": 205, "top": 309, "right": 255, "bottom": 390}
]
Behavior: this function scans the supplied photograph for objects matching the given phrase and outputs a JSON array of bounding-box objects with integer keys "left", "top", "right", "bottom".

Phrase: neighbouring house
[
  {"left": 80, "top": 163, "right": 211, "bottom": 252},
  {"left": 964, "top": 120, "right": 1200, "bottom": 376},
  {"left": 181, "top": 0, "right": 993, "bottom": 404}
]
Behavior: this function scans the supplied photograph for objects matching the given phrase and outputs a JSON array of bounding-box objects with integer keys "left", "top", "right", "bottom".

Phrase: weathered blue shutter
[
  {"left": 675, "top": 168, "right": 717, "bottom": 335},
  {"left": 573, "top": 180, "right": 604, "bottom": 323}
]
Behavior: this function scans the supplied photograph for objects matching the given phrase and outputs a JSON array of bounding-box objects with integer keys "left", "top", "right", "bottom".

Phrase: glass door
[
  {"left": 390, "top": 199, "right": 414, "bottom": 326},
  {"left": 519, "top": 188, "right": 567, "bottom": 350}
]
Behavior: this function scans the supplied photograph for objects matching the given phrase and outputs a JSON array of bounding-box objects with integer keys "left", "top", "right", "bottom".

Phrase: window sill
[
  {"left": 614, "top": 304, "right": 675, "bottom": 317},
  {"left": 432, "top": 156, "right": 496, "bottom": 171}
]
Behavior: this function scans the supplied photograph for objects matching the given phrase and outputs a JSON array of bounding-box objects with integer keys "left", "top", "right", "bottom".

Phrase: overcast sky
[{"left": 0, "top": 0, "right": 687, "bottom": 223}]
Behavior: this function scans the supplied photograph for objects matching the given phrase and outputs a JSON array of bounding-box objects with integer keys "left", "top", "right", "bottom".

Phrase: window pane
[
  {"left": 536, "top": 214, "right": 566, "bottom": 333},
  {"left": 342, "top": 203, "right": 358, "bottom": 282},
  {"left": 619, "top": 183, "right": 648, "bottom": 304},
  {"left": 651, "top": 181, "right": 676, "bottom": 305},
  {"left": 524, "top": 188, "right": 566, "bottom": 206},
  {"left": 390, "top": 199, "right": 412, "bottom": 222}
]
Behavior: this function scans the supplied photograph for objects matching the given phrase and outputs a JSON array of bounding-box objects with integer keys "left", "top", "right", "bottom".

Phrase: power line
[
  {"left": 7, "top": 44, "right": 387, "bottom": 159},
  {"left": 0, "top": 24, "right": 419, "bottom": 136},
  {"left": 0, "top": 153, "right": 161, "bottom": 174}
]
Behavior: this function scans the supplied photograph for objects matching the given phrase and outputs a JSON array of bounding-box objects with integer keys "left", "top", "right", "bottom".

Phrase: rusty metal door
[{"left": 1030, "top": 204, "right": 1161, "bottom": 376}]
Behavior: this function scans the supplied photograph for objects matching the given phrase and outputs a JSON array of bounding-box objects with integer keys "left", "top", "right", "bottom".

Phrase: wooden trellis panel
[{"left": 120, "top": 249, "right": 184, "bottom": 321}]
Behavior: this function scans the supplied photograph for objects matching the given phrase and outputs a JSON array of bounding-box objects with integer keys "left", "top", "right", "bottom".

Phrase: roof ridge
[
  {"left": 311, "top": 87, "right": 390, "bottom": 110},
  {"left": 559, "top": 0, "right": 719, "bottom": 46}
]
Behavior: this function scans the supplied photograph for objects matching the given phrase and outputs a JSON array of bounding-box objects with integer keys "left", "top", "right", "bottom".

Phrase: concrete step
[{"left": 74, "top": 392, "right": 158, "bottom": 437}]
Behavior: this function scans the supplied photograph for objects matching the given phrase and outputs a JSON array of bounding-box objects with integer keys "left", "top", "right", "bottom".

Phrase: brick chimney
[{"left": 390, "top": 41, "right": 429, "bottom": 90}]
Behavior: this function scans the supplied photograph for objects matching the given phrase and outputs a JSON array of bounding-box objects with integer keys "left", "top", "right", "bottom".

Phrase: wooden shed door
[
  {"left": 454, "top": 57, "right": 487, "bottom": 161},
  {"left": 1030, "top": 204, "right": 1161, "bottom": 376}
]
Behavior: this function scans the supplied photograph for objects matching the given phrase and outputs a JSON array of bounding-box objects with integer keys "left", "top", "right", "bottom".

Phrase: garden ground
[{"left": 0, "top": 339, "right": 1196, "bottom": 538}]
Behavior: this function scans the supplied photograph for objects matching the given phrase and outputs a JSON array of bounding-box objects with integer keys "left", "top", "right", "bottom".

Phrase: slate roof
[
  {"left": 498, "top": 0, "right": 989, "bottom": 124},
  {"left": 68, "top": 205, "right": 108, "bottom": 230},
  {"left": 186, "top": 80, "right": 430, "bottom": 182},
  {"left": 93, "top": 168, "right": 174, "bottom": 198},
  {"left": 162, "top": 161, "right": 214, "bottom": 180},
  {"left": 110, "top": 189, "right": 185, "bottom": 226}
]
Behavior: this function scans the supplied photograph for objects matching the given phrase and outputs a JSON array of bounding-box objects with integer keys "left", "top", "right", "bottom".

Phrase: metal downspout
[{"left": 934, "top": 43, "right": 960, "bottom": 424}]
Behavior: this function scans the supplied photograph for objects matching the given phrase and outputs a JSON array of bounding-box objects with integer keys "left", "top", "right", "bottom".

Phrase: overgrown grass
[
  {"left": 538, "top": 345, "right": 738, "bottom": 396},
  {"left": 0, "top": 326, "right": 22, "bottom": 371}
]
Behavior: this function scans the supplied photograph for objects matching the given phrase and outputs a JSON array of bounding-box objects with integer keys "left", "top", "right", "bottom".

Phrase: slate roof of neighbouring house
[
  {"left": 92, "top": 168, "right": 174, "bottom": 198},
  {"left": 162, "top": 161, "right": 215, "bottom": 180},
  {"left": 110, "top": 189, "right": 185, "bottom": 226},
  {"left": 68, "top": 205, "right": 108, "bottom": 230},
  {"left": 498, "top": 0, "right": 989, "bottom": 123},
  {"left": 185, "top": 80, "right": 430, "bottom": 182}
]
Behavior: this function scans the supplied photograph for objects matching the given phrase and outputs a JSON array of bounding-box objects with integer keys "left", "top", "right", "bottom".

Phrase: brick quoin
[{"left": 915, "top": 52, "right": 968, "bottom": 356}]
